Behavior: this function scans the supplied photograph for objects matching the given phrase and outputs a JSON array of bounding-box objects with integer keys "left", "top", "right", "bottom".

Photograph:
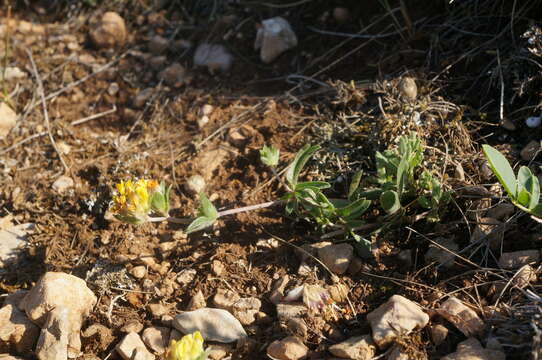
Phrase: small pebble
[{"left": 526, "top": 116, "right": 541, "bottom": 128}]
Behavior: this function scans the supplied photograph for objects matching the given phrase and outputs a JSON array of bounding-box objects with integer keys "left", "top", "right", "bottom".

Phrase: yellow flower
[
  {"left": 111, "top": 179, "right": 160, "bottom": 224},
  {"left": 167, "top": 331, "right": 208, "bottom": 360}
]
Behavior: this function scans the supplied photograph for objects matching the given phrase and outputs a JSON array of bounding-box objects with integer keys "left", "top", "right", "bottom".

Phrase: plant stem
[{"left": 148, "top": 200, "right": 283, "bottom": 225}]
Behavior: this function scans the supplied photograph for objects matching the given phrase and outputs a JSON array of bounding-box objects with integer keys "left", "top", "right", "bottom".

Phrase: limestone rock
[
  {"left": 328, "top": 335, "right": 376, "bottom": 360},
  {"left": 366, "top": 295, "right": 429, "bottom": 348},
  {"left": 194, "top": 43, "right": 233, "bottom": 72},
  {"left": 436, "top": 297, "right": 484, "bottom": 337},
  {"left": 91, "top": 12, "right": 127, "bottom": 48},
  {"left": 254, "top": 17, "right": 298, "bottom": 63},
  {"left": 187, "top": 290, "right": 206, "bottom": 311},
  {"left": 317, "top": 243, "right": 353, "bottom": 275},
  {"left": 0, "top": 220, "right": 34, "bottom": 268},
  {"left": 266, "top": 336, "right": 308, "bottom": 360},
  {"left": 116, "top": 332, "right": 155, "bottom": 360},
  {"left": 441, "top": 337, "right": 505, "bottom": 360},
  {"left": 35, "top": 307, "right": 70, "bottom": 360},
  {"left": 212, "top": 289, "right": 240, "bottom": 311},
  {"left": 52, "top": 176, "right": 74, "bottom": 193},
  {"left": 173, "top": 308, "right": 247, "bottom": 343},
  {"left": 0, "top": 302, "right": 40, "bottom": 354},
  {"left": 142, "top": 326, "right": 170, "bottom": 355},
  {"left": 20, "top": 272, "right": 97, "bottom": 358}
]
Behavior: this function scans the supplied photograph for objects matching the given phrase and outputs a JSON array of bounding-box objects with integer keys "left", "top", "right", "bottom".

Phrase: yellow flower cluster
[
  {"left": 111, "top": 179, "right": 159, "bottom": 224},
  {"left": 167, "top": 331, "right": 208, "bottom": 360}
]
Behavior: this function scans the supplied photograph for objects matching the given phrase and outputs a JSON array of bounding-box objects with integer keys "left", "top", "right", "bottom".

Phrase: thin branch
[{"left": 26, "top": 48, "right": 69, "bottom": 173}]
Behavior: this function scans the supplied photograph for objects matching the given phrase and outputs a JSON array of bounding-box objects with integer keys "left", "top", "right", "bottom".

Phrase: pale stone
[
  {"left": 0, "top": 222, "right": 34, "bottom": 268},
  {"left": 35, "top": 308, "right": 70, "bottom": 360},
  {"left": 187, "top": 290, "right": 206, "bottom": 311},
  {"left": 0, "top": 303, "right": 40, "bottom": 354},
  {"left": 276, "top": 303, "right": 307, "bottom": 321},
  {"left": 398, "top": 77, "right": 417, "bottom": 101},
  {"left": 121, "top": 320, "right": 143, "bottom": 333},
  {"left": 212, "top": 289, "right": 240, "bottom": 311},
  {"left": 437, "top": 297, "right": 484, "bottom": 337},
  {"left": 317, "top": 243, "right": 353, "bottom": 275},
  {"left": 266, "top": 336, "right": 308, "bottom": 360},
  {"left": 142, "top": 326, "right": 170, "bottom": 355},
  {"left": 430, "top": 324, "right": 448, "bottom": 345},
  {"left": 173, "top": 308, "right": 247, "bottom": 343},
  {"left": 130, "top": 266, "right": 147, "bottom": 279},
  {"left": 91, "top": 12, "right": 127, "bottom": 48},
  {"left": 52, "top": 176, "right": 74, "bottom": 193},
  {"left": 254, "top": 17, "right": 298, "bottom": 63},
  {"left": 441, "top": 337, "right": 505, "bottom": 360},
  {"left": 328, "top": 335, "right": 376, "bottom": 360},
  {"left": 366, "top": 295, "right": 429, "bottom": 348},
  {"left": 20, "top": 272, "right": 97, "bottom": 358},
  {"left": 116, "top": 332, "right": 155, "bottom": 360},
  {"left": 194, "top": 43, "right": 233, "bottom": 72}
]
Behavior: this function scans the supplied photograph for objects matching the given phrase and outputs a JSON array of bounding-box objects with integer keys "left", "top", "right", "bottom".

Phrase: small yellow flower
[
  {"left": 111, "top": 179, "right": 161, "bottom": 224},
  {"left": 167, "top": 331, "right": 208, "bottom": 360}
]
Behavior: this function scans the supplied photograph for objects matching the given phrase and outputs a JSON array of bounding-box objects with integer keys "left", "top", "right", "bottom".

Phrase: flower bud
[{"left": 167, "top": 331, "right": 209, "bottom": 360}]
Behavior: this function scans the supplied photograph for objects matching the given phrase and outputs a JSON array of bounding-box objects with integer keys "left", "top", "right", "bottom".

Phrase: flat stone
[
  {"left": 498, "top": 250, "right": 540, "bottom": 269},
  {"left": 366, "top": 295, "right": 429, "bottom": 348},
  {"left": 173, "top": 308, "right": 247, "bottom": 343},
  {"left": 176, "top": 269, "right": 197, "bottom": 285},
  {"left": 130, "top": 266, "right": 147, "bottom": 279},
  {"left": 208, "top": 344, "right": 230, "bottom": 360},
  {"left": 148, "top": 303, "right": 168, "bottom": 318},
  {"left": 441, "top": 337, "right": 505, "bottom": 360},
  {"left": 328, "top": 335, "right": 376, "bottom": 360},
  {"left": 35, "top": 308, "right": 70, "bottom": 360},
  {"left": 266, "top": 336, "right": 308, "bottom": 360},
  {"left": 317, "top": 243, "right": 353, "bottom": 275},
  {"left": 430, "top": 324, "right": 449, "bottom": 346},
  {"left": 437, "top": 297, "right": 484, "bottom": 337},
  {"left": 142, "top": 326, "right": 169, "bottom": 355},
  {"left": 116, "top": 332, "right": 155, "bottom": 360},
  {"left": 121, "top": 320, "right": 143, "bottom": 333}
]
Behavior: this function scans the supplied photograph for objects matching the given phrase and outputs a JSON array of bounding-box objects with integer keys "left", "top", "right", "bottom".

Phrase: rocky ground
[{"left": 1, "top": 1, "right": 542, "bottom": 360}]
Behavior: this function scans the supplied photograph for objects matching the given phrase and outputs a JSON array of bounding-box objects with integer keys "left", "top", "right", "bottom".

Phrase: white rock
[
  {"left": 0, "top": 302, "right": 40, "bottom": 354},
  {"left": 430, "top": 324, "right": 448, "bottom": 345},
  {"left": 35, "top": 307, "right": 70, "bottom": 360},
  {"left": 366, "top": 295, "right": 429, "bottom": 348},
  {"left": 212, "top": 288, "right": 240, "bottom": 311},
  {"left": 185, "top": 175, "right": 206, "bottom": 195},
  {"left": 441, "top": 337, "right": 505, "bottom": 360},
  {"left": 52, "top": 175, "right": 74, "bottom": 193},
  {"left": 20, "top": 272, "right": 97, "bottom": 358},
  {"left": 526, "top": 116, "right": 541, "bottom": 128},
  {"left": 0, "top": 102, "right": 17, "bottom": 138},
  {"left": 130, "top": 265, "right": 147, "bottom": 279},
  {"left": 254, "top": 17, "right": 298, "bottom": 63},
  {"left": 0, "top": 220, "right": 34, "bottom": 268},
  {"left": 116, "top": 332, "right": 155, "bottom": 360},
  {"left": 276, "top": 303, "right": 307, "bottom": 321},
  {"left": 107, "top": 82, "right": 120, "bottom": 96},
  {"left": 266, "top": 336, "right": 308, "bottom": 360},
  {"left": 187, "top": 290, "right": 206, "bottom": 311},
  {"left": 91, "top": 12, "right": 127, "bottom": 48},
  {"left": 173, "top": 308, "right": 247, "bottom": 343},
  {"left": 176, "top": 268, "right": 197, "bottom": 285},
  {"left": 142, "top": 326, "right": 170, "bottom": 355},
  {"left": 3, "top": 67, "right": 26, "bottom": 81},
  {"left": 436, "top": 297, "right": 484, "bottom": 337},
  {"left": 194, "top": 43, "right": 233, "bottom": 72},
  {"left": 328, "top": 335, "right": 376, "bottom": 360},
  {"left": 317, "top": 243, "right": 353, "bottom": 275}
]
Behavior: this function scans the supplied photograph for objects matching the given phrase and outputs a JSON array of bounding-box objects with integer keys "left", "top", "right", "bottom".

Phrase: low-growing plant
[
  {"left": 108, "top": 134, "right": 451, "bottom": 251},
  {"left": 482, "top": 144, "right": 542, "bottom": 219}
]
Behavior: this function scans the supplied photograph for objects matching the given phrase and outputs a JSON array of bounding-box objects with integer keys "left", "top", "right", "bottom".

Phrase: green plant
[{"left": 482, "top": 144, "right": 542, "bottom": 219}]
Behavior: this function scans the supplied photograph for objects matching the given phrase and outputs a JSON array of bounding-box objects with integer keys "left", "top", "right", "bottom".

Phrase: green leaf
[
  {"left": 286, "top": 145, "right": 320, "bottom": 188},
  {"left": 417, "top": 196, "right": 432, "bottom": 209},
  {"left": 259, "top": 145, "right": 280, "bottom": 167},
  {"left": 337, "top": 198, "right": 371, "bottom": 219},
  {"left": 197, "top": 192, "right": 218, "bottom": 219},
  {"left": 396, "top": 157, "right": 408, "bottom": 196},
  {"left": 482, "top": 145, "right": 517, "bottom": 199},
  {"left": 294, "top": 181, "right": 331, "bottom": 191},
  {"left": 531, "top": 203, "right": 542, "bottom": 219},
  {"left": 186, "top": 216, "right": 216, "bottom": 234},
  {"left": 380, "top": 190, "right": 401, "bottom": 214},
  {"left": 348, "top": 171, "right": 363, "bottom": 199},
  {"left": 517, "top": 166, "right": 540, "bottom": 209}
]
